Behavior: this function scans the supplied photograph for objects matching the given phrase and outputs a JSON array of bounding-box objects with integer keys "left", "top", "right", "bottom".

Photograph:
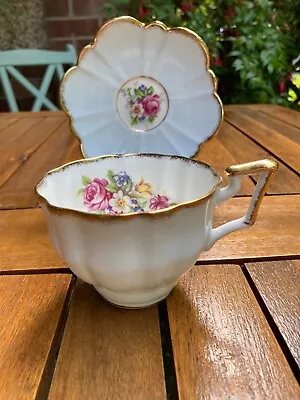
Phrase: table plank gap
[
  {"left": 0, "top": 273, "right": 72, "bottom": 399},
  {"left": 158, "top": 301, "right": 179, "bottom": 400},
  {"left": 48, "top": 280, "right": 166, "bottom": 400},
  {"left": 244, "top": 260, "right": 300, "bottom": 372},
  {"left": 167, "top": 265, "right": 300, "bottom": 399},
  {"left": 219, "top": 121, "right": 300, "bottom": 194},
  {"left": 197, "top": 254, "right": 300, "bottom": 265},
  {"left": 225, "top": 110, "right": 300, "bottom": 174},
  {"left": 35, "top": 276, "right": 76, "bottom": 400},
  {"left": 0, "top": 268, "right": 72, "bottom": 276}
]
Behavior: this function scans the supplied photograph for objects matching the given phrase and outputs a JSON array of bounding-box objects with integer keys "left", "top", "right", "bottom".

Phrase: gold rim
[
  {"left": 35, "top": 153, "right": 222, "bottom": 220},
  {"left": 59, "top": 16, "right": 224, "bottom": 159}
]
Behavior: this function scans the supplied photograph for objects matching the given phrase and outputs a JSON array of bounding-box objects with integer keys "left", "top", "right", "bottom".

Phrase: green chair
[{"left": 0, "top": 44, "right": 77, "bottom": 112}]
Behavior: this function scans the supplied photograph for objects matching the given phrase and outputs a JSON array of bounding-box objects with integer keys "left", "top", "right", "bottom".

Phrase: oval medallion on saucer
[{"left": 116, "top": 76, "right": 169, "bottom": 132}]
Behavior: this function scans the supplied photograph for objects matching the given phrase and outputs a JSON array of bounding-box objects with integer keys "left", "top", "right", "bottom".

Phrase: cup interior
[{"left": 37, "top": 154, "right": 220, "bottom": 215}]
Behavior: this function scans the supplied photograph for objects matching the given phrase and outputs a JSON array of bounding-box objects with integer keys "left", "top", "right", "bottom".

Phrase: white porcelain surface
[
  {"left": 36, "top": 155, "right": 276, "bottom": 308},
  {"left": 60, "top": 17, "right": 223, "bottom": 158}
]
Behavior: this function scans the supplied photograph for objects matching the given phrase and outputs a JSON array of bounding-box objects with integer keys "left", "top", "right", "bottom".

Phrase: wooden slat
[
  {"left": 218, "top": 121, "right": 300, "bottom": 194},
  {"left": 48, "top": 280, "right": 166, "bottom": 400},
  {"left": 0, "top": 115, "right": 20, "bottom": 132},
  {"left": 246, "top": 260, "right": 300, "bottom": 367},
  {"left": 167, "top": 265, "right": 300, "bottom": 399},
  {"left": 225, "top": 109, "right": 300, "bottom": 173},
  {"left": 200, "top": 195, "right": 300, "bottom": 262},
  {"left": 197, "top": 137, "right": 254, "bottom": 195},
  {"left": 242, "top": 108, "right": 300, "bottom": 145},
  {"left": 0, "top": 116, "right": 65, "bottom": 188},
  {"left": 0, "top": 209, "right": 65, "bottom": 272},
  {"left": 0, "top": 273, "right": 72, "bottom": 399},
  {"left": 0, "top": 117, "right": 43, "bottom": 149},
  {"left": 258, "top": 105, "right": 300, "bottom": 129},
  {"left": 1, "top": 194, "right": 299, "bottom": 272},
  {"left": 0, "top": 110, "right": 65, "bottom": 118},
  {"left": 0, "top": 120, "right": 78, "bottom": 209}
]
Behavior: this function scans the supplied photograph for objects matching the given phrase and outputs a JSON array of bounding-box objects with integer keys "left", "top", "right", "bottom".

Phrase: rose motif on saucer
[
  {"left": 117, "top": 77, "right": 169, "bottom": 131},
  {"left": 60, "top": 16, "right": 223, "bottom": 158}
]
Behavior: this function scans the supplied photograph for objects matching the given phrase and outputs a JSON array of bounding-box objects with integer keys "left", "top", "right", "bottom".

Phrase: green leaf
[
  {"left": 267, "top": 63, "right": 274, "bottom": 74},
  {"left": 228, "top": 50, "right": 240, "bottom": 57},
  {"left": 82, "top": 176, "right": 92, "bottom": 185},
  {"left": 134, "top": 88, "right": 145, "bottom": 98},
  {"left": 246, "top": 71, "right": 256, "bottom": 80},
  {"left": 139, "top": 200, "right": 147, "bottom": 208},
  {"left": 148, "top": 116, "right": 155, "bottom": 123},
  {"left": 131, "top": 116, "right": 138, "bottom": 125},
  {"left": 130, "top": 192, "right": 146, "bottom": 199},
  {"left": 146, "top": 86, "right": 154, "bottom": 95},
  {"left": 107, "top": 169, "right": 114, "bottom": 183},
  {"left": 123, "top": 180, "right": 133, "bottom": 194},
  {"left": 232, "top": 59, "right": 243, "bottom": 71},
  {"left": 77, "top": 188, "right": 84, "bottom": 197},
  {"left": 106, "top": 183, "right": 117, "bottom": 193}
]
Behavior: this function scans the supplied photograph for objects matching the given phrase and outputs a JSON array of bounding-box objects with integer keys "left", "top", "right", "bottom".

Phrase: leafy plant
[{"left": 102, "top": 0, "right": 300, "bottom": 108}]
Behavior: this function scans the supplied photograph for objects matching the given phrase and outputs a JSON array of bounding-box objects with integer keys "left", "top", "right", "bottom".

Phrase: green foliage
[
  {"left": 82, "top": 176, "right": 92, "bottom": 185},
  {"left": 102, "top": 0, "right": 300, "bottom": 108}
]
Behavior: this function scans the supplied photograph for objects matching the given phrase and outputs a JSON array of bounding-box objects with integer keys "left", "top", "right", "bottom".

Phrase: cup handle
[{"left": 203, "top": 159, "right": 279, "bottom": 251}]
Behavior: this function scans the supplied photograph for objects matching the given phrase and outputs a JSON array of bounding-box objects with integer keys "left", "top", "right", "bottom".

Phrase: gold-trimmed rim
[
  {"left": 59, "top": 16, "right": 224, "bottom": 159},
  {"left": 35, "top": 153, "right": 222, "bottom": 220}
]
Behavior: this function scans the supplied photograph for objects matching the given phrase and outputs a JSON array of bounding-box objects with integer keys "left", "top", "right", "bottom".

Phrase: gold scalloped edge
[
  {"left": 35, "top": 153, "right": 222, "bottom": 221},
  {"left": 59, "top": 15, "right": 224, "bottom": 159}
]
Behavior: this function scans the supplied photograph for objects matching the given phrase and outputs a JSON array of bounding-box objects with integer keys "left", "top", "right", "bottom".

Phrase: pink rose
[
  {"left": 83, "top": 178, "right": 112, "bottom": 211},
  {"left": 142, "top": 94, "right": 161, "bottom": 117},
  {"left": 149, "top": 194, "right": 169, "bottom": 211}
]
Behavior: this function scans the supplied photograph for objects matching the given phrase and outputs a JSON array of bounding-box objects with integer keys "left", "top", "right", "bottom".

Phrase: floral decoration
[
  {"left": 77, "top": 170, "right": 177, "bottom": 214},
  {"left": 121, "top": 83, "right": 161, "bottom": 126}
]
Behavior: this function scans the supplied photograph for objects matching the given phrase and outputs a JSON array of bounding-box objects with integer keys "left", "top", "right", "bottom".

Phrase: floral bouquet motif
[
  {"left": 121, "top": 83, "right": 161, "bottom": 127},
  {"left": 77, "top": 170, "right": 177, "bottom": 214}
]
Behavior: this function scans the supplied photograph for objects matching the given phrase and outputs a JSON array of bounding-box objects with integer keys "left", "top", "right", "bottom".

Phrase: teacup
[{"left": 36, "top": 154, "right": 278, "bottom": 308}]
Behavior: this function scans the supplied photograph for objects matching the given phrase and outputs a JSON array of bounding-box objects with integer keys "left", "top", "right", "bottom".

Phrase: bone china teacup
[{"left": 36, "top": 154, "right": 278, "bottom": 308}]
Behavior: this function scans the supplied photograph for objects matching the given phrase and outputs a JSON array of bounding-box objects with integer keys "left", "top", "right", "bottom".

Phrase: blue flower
[
  {"left": 113, "top": 171, "right": 130, "bottom": 188},
  {"left": 139, "top": 115, "right": 146, "bottom": 121},
  {"left": 131, "top": 199, "right": 138, "bottom": 204},
  {"left": 139, "top": 84, "right": 147, "bottom": 91},
  {"left": 133, "top": 206, "right": 145, "bottom": 213}
]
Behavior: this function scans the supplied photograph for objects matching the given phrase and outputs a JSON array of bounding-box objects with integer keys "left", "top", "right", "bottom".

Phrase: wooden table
[{"left": 0, "top": 105, "right": 299, "bottom": 399}]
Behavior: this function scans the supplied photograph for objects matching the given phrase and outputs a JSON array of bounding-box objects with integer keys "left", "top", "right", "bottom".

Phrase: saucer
[{"left": 60, "top": 16, "right": 223, "bottom": 158}]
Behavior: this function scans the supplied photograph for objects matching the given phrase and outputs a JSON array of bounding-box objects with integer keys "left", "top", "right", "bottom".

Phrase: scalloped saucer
[{"left": 60, "top": 16, "right": 223, "bottom": 158}]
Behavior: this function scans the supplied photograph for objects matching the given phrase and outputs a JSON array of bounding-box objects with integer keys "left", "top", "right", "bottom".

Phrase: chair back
[{"left": 0, "top": 44, "right": 77, "bottom": 112}]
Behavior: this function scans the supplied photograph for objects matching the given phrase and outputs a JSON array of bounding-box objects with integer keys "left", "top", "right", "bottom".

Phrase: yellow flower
[
  {"left": 291, "top": 73, "right": 300, "bottom": 89},
  {"left": 135, "top": 178, "right": 152, "bottom": 196}
]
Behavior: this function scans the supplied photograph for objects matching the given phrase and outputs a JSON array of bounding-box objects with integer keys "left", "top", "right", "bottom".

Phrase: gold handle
[{"left": 225, "top": 159, "right": 279, "bottom": 225}]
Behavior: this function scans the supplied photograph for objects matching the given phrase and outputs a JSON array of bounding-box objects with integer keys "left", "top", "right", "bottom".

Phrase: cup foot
[{"left": 93, "top": 283, "right": 176, "bottom": 309}]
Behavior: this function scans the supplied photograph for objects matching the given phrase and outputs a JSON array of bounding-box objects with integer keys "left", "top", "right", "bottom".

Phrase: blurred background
[{"left": 0, "top": 0, "right": 299, "bottom": 111}]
